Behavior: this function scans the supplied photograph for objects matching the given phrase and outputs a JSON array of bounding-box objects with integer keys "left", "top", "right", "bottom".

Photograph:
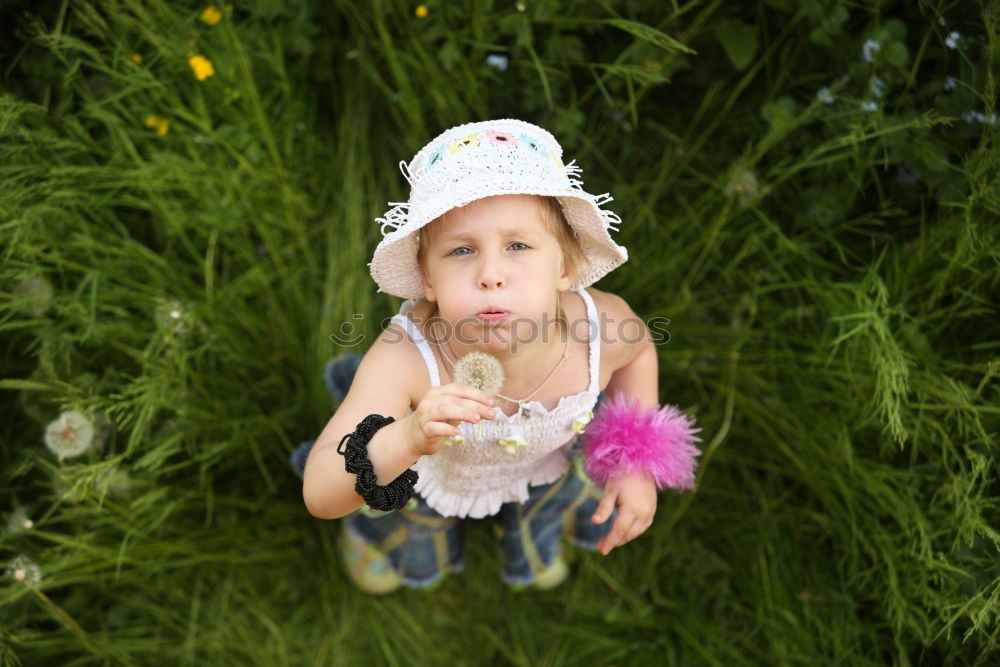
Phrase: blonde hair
[{"left": 416, "top": 195, "right": 586, "bottom": 284}]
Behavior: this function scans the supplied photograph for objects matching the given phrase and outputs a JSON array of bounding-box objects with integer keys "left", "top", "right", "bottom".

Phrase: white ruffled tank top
[{"left": 390, "top": 287, "right": 601, "bottom": 519}]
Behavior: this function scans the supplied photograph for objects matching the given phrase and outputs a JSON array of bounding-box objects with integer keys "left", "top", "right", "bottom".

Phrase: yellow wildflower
[
  {"left": 415, "top": 5, "right": 428, "bottom": 18},
  {"left": 200, "top": 7, "right": 222, "bottom": 25},
  {"left": 131, "top": 52, "right": 143, "bottom": 64},
  {"left": 188, "top": 55, "right": 215, "bottom": 81},
  {"left": 145, "top": 115, "right": 170, "bottom": 136}
]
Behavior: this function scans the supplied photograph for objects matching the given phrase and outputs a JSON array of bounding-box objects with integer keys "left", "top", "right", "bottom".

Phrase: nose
[{"left": 477, "top": 253, "right": 506, "bottom": 290}]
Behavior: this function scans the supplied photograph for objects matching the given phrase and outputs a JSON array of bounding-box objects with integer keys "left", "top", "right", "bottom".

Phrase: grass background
[{"left": 1, "top": 0, "right": 998, "bottom": 664}]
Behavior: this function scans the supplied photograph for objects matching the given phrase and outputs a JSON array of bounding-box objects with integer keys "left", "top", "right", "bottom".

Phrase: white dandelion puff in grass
[
  {"left": 44, "top": 411, "right": 95, "bottom": 460},
  {"left": 93, "top": 468, "right": 132, "bottom": 498},
  {"left": 91, "top": 412, "right": 113, "bottom": 452},
  {"left": 6, "top": 555, "right": 41, "bottom": 588},
  {"left": 862, "top": 39, "right": 881, "bottom": 62},
  {"left": 6, "top": 508, "right": 34, "bottom": 533},
  {"left": 945, "top": 31, "right": 960, "bottom": 49},
  {"left": 453, "top": 351, "right": 504, "bottom": 440},
  {"left": 724, "top": 168, "right": 761, "bottom": 208},
  {"left": 155, "top": 299, "right": 188, "bottom": 336},
  {"left": 13, "top": 276, "right": 54, "bottom": 316}
]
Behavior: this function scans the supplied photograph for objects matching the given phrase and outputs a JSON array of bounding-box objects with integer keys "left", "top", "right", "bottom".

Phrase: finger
[
  {"left": 422, "top": 420, "right": 459, "bottom": 438},
  {"left": 433, "top": 403, "right": 484, "bottom": 425},
  {"left": 441, "top": 383, "right": 496, "bottom": 407},
  {"left": 599, "top": 512, "right": 635, "bottom": 556},
  {"left": 622, "top": 517, "right": 651, "bottom": 545},
  {"left": 453, "top": 397, "right": 496, "bottom": 419},
  {"left": 592, "top": 482, "right": 619, "bottom": 524}
]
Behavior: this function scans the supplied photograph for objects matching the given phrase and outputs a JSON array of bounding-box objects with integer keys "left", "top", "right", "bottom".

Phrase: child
[{"left": 300, "top": 119, "right": 700, "bottom": 593}]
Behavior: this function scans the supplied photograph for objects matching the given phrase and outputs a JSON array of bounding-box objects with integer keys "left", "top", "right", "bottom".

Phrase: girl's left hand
[{"left": 591, "top": 472, "right": 657, "bottom": 555}]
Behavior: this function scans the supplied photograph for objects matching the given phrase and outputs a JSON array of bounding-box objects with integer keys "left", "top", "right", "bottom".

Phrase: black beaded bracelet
[{"left": 336, "top": 414, "right": 418, "bottom": 512}]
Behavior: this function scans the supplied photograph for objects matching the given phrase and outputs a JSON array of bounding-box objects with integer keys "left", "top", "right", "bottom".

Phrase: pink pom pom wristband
[{"left": 581, "top": 393, "right": 702, "bottom": 490}]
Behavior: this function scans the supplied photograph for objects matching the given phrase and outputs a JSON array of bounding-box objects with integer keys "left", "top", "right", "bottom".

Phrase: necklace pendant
[{"left": 519, "top": 404, "right": 532, "bottom": 419}]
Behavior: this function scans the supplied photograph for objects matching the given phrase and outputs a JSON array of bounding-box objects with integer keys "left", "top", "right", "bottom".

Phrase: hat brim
[{"left": 369, "top": 186, "right": 627, "bottom": 299}]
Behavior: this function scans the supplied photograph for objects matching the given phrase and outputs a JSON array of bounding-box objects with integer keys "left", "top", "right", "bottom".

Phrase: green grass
[{"left": 1, "top": 1, "right": 998, "bottom": 665}]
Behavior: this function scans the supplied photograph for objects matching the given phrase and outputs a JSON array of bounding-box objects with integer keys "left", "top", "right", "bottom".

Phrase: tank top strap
[
  {"left": 389, "top": 300, "right": 442, "bottom": 387},
  {"left": 575, "top": 287, "right": 601, "bottom": 393}
]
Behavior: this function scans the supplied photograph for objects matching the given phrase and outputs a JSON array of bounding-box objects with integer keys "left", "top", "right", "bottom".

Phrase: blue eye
[{"left": 449, "top": 243, "right": 528, "bottom": 255}]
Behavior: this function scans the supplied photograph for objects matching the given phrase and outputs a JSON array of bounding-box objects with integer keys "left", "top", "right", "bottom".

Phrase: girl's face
[{"left": 419, "top": 194, "right": 572, "bottom": 351}]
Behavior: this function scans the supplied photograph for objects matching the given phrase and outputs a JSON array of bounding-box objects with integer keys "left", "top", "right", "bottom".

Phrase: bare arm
[
  {"left": 302, "top": 325, "right": 495, "bottom": 519},
  {"left": 588, "top": 290, "right": 661, "bottom": 555}
]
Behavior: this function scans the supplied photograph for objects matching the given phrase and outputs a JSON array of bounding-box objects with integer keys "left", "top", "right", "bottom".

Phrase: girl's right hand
[{"left": 405, "top": 383, "right": 496, "bottom": 457}]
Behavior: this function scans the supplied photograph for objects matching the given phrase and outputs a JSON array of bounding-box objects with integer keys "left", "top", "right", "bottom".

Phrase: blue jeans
[{"left": 293, "top": 355, "right": 615, "bottom": 588}]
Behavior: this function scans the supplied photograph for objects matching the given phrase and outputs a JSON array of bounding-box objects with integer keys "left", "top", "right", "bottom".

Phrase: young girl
[{"left": 300, "top": 119, "right": 700, "bottom": 593}]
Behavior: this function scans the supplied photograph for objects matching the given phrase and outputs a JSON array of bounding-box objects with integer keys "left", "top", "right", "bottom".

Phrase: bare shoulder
[
  {"left": 583, "top": 287, "right": 651, "bottom": 378},
  {"left": 349, "top": 321, "right": 427, "bottom": 412},
  {"left": 323, "top": 320, "right": 426, "bottom": 433}
]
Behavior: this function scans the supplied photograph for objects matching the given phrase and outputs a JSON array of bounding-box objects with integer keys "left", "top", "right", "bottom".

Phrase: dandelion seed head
[
  {"left": 90, "top": 412, "right": 112, "bottom": 452},
  {"left": 94, "top": 468, "right": 132, "bottom": 498},
  {"left": 453, "top": 352, "right": 505, "bottom": 396},
  {"left": 6, "top": 508, "right": 34, "bottom": 534},
  {"left": 724, "top": 169, "right": 761, "bottom": 207},
  {"left": 516, "top": 2, "right": 525, "bottom": 11},
  {"left": 14, "top": 276, "right": 54, "bottom": 316},
  {"left": 6, "top": 555, "right": 41, "bottom": 588},
  {"left": 155, "top": 299, "right": 188, "bottom": 336},
  {"left": 44, "top": 411, "right": 95, "bottom": 460}
]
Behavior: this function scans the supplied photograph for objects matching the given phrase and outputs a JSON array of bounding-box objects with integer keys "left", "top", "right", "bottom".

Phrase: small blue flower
[
  {"left": 862, "top": 39, "right": 881, "bottom": 63},
  {"left": 870, "top": 76, "right": 886, "bottom": 99},
  {"left": 486, "top": 54, "right": 509, "bottom": 72},
  {"left": 964, "top": 110, "right": 998, "bottom": 125},
  {"left": 945, "top": 31, "right": 960, "bottom": 49},
  {"left": 861, "top": 100, "right": 878, "bottom": 112},
  {"left": 944, "top": 75, "right": 957, "bottom": 92},
  {"left": 816, "top": 87, "right": 835, "bottom": 104}
]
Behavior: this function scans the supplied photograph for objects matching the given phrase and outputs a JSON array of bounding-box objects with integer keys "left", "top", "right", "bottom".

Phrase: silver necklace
[{"left": 435, "top": 334, "right": 570, "bottom": 419}]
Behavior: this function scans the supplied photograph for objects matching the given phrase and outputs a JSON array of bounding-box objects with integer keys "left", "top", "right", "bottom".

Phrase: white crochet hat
[{"left": 368, "top": 118, "right": 629, "bottom": 299}]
